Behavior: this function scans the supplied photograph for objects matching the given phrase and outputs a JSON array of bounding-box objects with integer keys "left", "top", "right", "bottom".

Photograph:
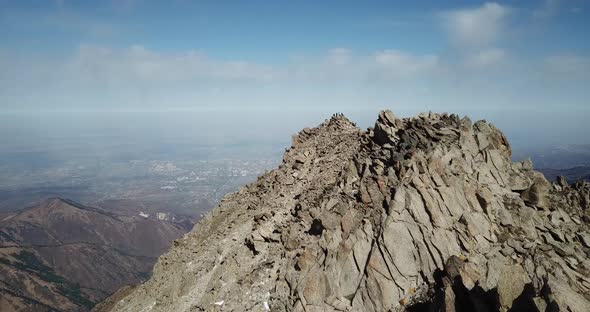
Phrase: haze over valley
[{"left": 1, "top": 110, "right": 588, "bottom": 216}]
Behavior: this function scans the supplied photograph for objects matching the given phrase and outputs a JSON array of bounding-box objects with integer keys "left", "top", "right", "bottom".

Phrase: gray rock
[
  {"left": 557, "top": 176, "right": 569, "bottom": 188},
  {"left": 102, "top": 111, "right": 590, "bottom": 312},
  {"left": 498, "top": 207, "right": 514, "bottom": 227},
  {"left": 578, "top": 232, "right": 590, "bottom": 248},
  {"left": 497, "top": 264, "right": 530, "bottom": 310},
  {"left": 521, "top": 172, "right": 552, "bottom": 209}
]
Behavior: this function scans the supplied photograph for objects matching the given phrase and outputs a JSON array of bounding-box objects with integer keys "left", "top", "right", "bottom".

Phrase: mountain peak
[
  {"left": 13, "top": 197, "right": 108, "bottom": 221},
  {"left": 43, "top": 197, "right": 83, "bottom": 209},
  {"left": 104, "top": 111, "right": 590, "bottom": 312}
]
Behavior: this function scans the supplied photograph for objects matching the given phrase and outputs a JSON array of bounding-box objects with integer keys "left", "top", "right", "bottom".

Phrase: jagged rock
[
  {"left": 578, "top": 232, "right": 590, "bottom": 248},
  {"left": 557, "top": 175, "right": 569, "bottom": 188},
  {"left": 99, "top": 111, "right": 590, "bottom": 312},
  {"left": 497, "top": 264, "right": 530, "bottom": 310},
  {"left": 521, "top": 172, "right": 552, "bottom": 209},
  {"left": 444, "top": 256, "right": 481, "bottom": 290}
]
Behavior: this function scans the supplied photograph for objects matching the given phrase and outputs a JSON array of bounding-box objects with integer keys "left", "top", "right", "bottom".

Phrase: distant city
[
  {"left": 0, "top": 156, "right": 280, "bottom": 217},
  {"left": 1, "top": 111, "right": 589, "bottom": 218}
]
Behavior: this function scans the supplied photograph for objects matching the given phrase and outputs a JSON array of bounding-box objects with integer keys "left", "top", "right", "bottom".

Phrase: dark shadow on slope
[
  {"left": 508, "top": 283, "right": 539, "bottom": 312},
  {"left": 405, "top": 276, "right": 566, "bottom": 312}
]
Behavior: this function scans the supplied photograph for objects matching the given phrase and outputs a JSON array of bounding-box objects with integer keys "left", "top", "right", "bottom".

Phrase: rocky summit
[{"left": 100, "top": 111, "right": 590, "bottom": 312}]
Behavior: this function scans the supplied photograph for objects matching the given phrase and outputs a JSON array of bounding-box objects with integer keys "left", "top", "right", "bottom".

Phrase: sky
[{"left": 0, "top": 0, "right": 588, "bottom": 145}]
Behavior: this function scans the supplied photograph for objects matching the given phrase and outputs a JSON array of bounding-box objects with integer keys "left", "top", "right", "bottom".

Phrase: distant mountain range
[
  {"left": 513, "top": 144, "right": 590, "bottom": 169},
  {"left": 512, "top": 144, "right": 590, "bottom": 183},
  {"left": 538, "top": 165, "right": 590, "bottom": 183},
  {"left": 0, "top": 198, "right": 193, "bottom": 311}
]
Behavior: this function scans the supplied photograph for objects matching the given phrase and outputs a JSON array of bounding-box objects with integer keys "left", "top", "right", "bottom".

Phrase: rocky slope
[
  {"left": 0, "top": 198, "right": 190, "bottom": 311},
  {"left": 104, "top": 111, "right": 590, "bottom": 312}
]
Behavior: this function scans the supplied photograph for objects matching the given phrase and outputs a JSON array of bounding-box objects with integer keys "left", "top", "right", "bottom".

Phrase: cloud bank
[
  {"left": 443, "top": 2, "right": 509, "bottom": 49},
  {"left": 0, "top": 2, "right": 588, "bottom": 114}
]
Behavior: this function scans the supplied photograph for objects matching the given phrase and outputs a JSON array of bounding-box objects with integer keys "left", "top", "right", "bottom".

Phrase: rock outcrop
[{"left": 103, "top": 111, "right": 590, "bottom": 312}]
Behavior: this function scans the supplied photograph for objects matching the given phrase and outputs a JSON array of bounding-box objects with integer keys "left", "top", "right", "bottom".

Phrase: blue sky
[{"left": 0, "top": 0, "right": 589, "bottom": 121}]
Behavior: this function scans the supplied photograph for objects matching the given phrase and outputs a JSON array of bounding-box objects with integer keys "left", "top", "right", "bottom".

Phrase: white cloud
[
  {"left": 285, "top": 49, "right": 442, "bottom": 83},
  {"left": 373, "top": 50, "right": 440, "bottom": 78},
  {"left": 71, "top": 45, "right": 279, "bottom": 85},
  {"left": 544, "top": 54, "right": 590, "bottom": 73},
  {"left": 464, "top": 48, "right": 506, "bottom": 68},
  {"left": 326, "top": 48, "right": 353, "bottom": 65},
  {"left": 443, "top": 2, "right": 510, "bottom": 49},
  {"left": 0, "top": 43, "right": 523, "bottom": 97},
  {"left": 533, "top": 0, "right": 560, "bottom": 18},
  {"left": 1, "top": 43, "right": 588, "bottom": 113}
]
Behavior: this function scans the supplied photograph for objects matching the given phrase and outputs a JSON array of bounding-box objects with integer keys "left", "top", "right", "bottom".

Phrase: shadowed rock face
[{"left": 104, "top": 111, "right": 590, "bottom": 312}]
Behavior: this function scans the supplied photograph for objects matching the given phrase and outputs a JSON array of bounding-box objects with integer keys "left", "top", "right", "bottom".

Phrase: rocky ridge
[{"left": 104, "top": 111, "right": 590, "bottom": 312}]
